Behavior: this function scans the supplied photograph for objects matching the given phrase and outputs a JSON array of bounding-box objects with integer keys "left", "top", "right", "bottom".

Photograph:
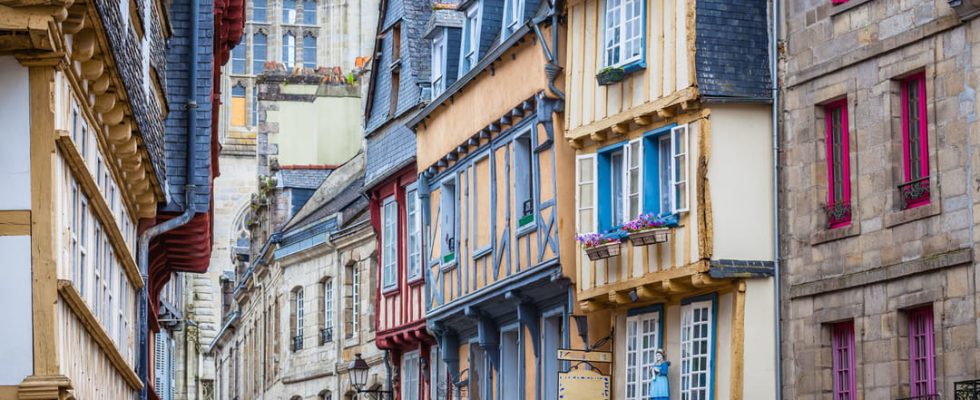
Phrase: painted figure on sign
[{"left": 648, "top": 349, "right": 670, "bottom": 400}]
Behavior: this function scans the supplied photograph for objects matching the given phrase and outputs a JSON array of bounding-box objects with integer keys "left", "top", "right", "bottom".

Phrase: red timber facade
[{"left": 363, "top": 0, "right": 435, "bottom": 398}]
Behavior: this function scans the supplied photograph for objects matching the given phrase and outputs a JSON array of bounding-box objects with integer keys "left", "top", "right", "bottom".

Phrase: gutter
[
  {"left": 136, "top": 0, "right": 202, "bottom": 397},
  {"left": 770, "top": 0, "right": 782, "bottom": 398}
]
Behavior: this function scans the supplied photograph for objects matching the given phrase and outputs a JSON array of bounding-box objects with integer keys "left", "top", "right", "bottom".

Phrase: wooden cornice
[
  {"left": 57, "top": 133, "right": 145, "bottom": 289},
  {"left": 576, "top": 260, "right": 713, "bottom": 303},
  {"left": 57, "top": 280, "right": 144, "bottom": 390},
  {"left": 564, "top": 86, "right": 699, "bottom": 142}
]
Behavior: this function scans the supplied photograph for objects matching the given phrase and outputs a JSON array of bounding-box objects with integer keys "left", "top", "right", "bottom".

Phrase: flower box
[
  {"left": 584, "top": 241, "right": 622, "bottom": 261},
  {"left": 518, "top": 214, "right": 535, "bottom": 228},
  {"left": 596, "top": 67, "right": 626, "bottom": 86},
  {"left": 627, "top": 227, "right": 670, "bottom": 246}
]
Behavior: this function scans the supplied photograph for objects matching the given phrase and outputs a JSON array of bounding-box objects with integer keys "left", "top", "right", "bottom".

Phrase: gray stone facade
[{"left": 780, "top": 1, "right": 980, "bottom": 398}]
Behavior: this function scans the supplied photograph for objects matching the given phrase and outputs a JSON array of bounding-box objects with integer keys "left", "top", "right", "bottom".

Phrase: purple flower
[
  {"left": 622, "top": 213, "right": 668, "bottom": 233},
  {"left": 576, "top": 232, "right": 619, "bottom": 248}
]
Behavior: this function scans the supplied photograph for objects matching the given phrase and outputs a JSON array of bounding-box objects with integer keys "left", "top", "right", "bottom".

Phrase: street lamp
[{"left": 346, "top": 353, "right": 391, "bottom": 400}]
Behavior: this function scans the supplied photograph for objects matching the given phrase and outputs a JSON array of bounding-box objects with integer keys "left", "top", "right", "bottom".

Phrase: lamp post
[{"left": 347, "top": 353, "right": 392, "bottom": 400}]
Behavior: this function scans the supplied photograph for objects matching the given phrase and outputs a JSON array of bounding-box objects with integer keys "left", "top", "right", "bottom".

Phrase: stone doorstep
[{"left": 788, "top": 247, "right": 973, "bottom": 298}]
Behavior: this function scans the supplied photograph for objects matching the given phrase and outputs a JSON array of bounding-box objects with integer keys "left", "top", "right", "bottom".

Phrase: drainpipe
[
  {"left": 770, "top": 0, "right": 782, "bottom": 398},
  {"left": 138, "top": 0, "right": 202, "bottom": 396}
]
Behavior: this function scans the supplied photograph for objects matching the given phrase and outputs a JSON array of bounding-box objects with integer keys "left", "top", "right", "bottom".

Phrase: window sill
[
  {"left": 810, "top": 223, "right": 860, "bottom": 245},
  {"left": 884, "top": 201, "right": 941, "bottom": 229},
  {"left": 407, "top": 275, "right": 425, "bottom": 286},
  {"left": 516, "top": 218, "right": 536, "bottom": 238},
  {"left": 440, "top": 260, "right": 457, "bottom": 272},
  {"left": 382, "top": 285, "right": 400, "bottom": 296},
  {"left": 829, "top": 0, "right": 874, "bottom": 17}
]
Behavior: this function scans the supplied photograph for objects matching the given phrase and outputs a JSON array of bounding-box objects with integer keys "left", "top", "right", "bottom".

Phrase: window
[
  {"left": 303, "top": 0, "right": 316, "bottom": 24},
  {"left": 282, "top": 33, "right": 296, "bottom": 68},
  {"left": 515, "top": 133, "right": 535, "bottom": 228},
  {"left": 322, "top": 279, "right": 333, "bottom": 343},
  {"left": 118, "top": 271, "right": 128, "bottom": 347},
  {"left": 832, "top": 321, "right": 856, "bottom": 400},
  {"left": 253, "top": 0, "right": 267, "bottom": 21},
  {"left": 670, "top": 125, "right": 689, "bottom": 212},
  {"left": 626, "top": 309, "right": 660, "bottom": 400},
  {"left": 382, "top": 196, "right": 398, "bottom": 290},
  {"left": 900, "top": 73, "right": 930, "bottom": 208},
  {"left": 431, "top": 33, "right": 446, "bottom": 98},
  {"left": 680, "top": 299, "right": 713, "bottom": 400},
  {"left": 541, "top": 315, "right": 562, "bottom": 400},
  {"left": 469, "top": 344, "right": 486, "bottom": 400},
  {"left": 351, "top": 264, "right": 360, "bottom": 337},
  {"left": 502, "top": 0, "right": 524, "bottom": 38},
  {"left": 499, "top": 330, "right": 520, "bottom": 399},
  {"left": 824, "top": 99, "right": 851, "bottom": 228},
  {"left": 155, "top": 330, "right": 174, "bottom": 400},
  {"left": 460, "top": 5, "right": 480, "bottom": 74},
  {"left": 251, "top": 87, "right": 259, "bottom": 126},
  {"left": 102, "top": 241, "right": 114, "bottom": 326},
  {"left": 406, "top": 187, "right": 422, "bottom": 280},
  {"left": 231, "top": 83, "right": 246, "bottom": 127},
  {"left": 596, "top": 138, "right": 643, "bottom": 229},
  {"left": 908, "top": 306, "right": 936, "bottom": 397},
  {"left": 439, "top": 177, "right": 457, "bottom": 265},
  {"left": 283, "top": 0, "right": 296, "bottom": 23},
  {"left": 391, "top": 23, "right": 402, "bottom": 61},
  {"left": 390, "top": 69, "right": 401, "bottom": 117},
  {"left": 70, "top": 184, "right": 83, "bottom": 294},
  {"left": 253, "top": 32, "right": 268, "bottom": 73},
  {"left": 291, "top": 287, "right": 304, "bottom": 351},
  {"left": 604, "top": 0, "right": 644, "bottom": 68},
  {"left": 430, "top": 346, "right": 448, "bottom": 400},
  {"left": 402, "top": 351, "right": 420, "bottom": 400},
  {"left": 232, "top": 44, "right": 246, "bottom": 74},
  {"left": 303, "top": 33, "right": 317, "bottom": 68},
  {"left": 576, "top": 155, "right": 597, "bottom": 234}
]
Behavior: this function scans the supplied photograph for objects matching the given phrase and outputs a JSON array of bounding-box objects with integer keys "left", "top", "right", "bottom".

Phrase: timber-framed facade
[{"left": 564, "top": 0, "right": 776, "bottom": 399}]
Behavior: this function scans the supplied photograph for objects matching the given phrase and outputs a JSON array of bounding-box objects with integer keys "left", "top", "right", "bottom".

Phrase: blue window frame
[
  {"left": 592, "top": 124, "right": 686, "bottom": 232},
  {"left": 603, "top": 0, "right": 646, "bottom": 72},
  {"left": 459, "top": 4, "right": 481, "bottom": 75},
  {"left": 502, "top": 0, "right": 525, "bottom": 39}
]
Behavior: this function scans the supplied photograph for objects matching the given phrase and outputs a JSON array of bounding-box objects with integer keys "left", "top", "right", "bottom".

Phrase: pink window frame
[
  {"left": 832, "top": 0, "right": 849, "bottom": 4},
  {"left": 901, "top": 72, "right": 930, "bottom": 208},
  {"left": 825, "top": 99, "right": 851, "bottom": 228},
  {"left": 832, "top": 321, "right": 857, "bottom": 400},
  {"left": 908, "top": 306, "right": 936, "bottom": 397}
]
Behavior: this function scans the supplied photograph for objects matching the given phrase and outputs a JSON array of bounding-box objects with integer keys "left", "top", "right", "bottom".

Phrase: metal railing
[
  {"left": 896, "top": 395, "right": 940, "bottom": 400},
  {"left": 957, "top": 379, "right": 980, "bottom": 400},
  {"left": 291, "top": 335, "right": 303, "bottom": 352},
  {"left": 898, "top": 176, "right": 931, "bottom": 209},
  {"left": 320, "top": 327, "right": 333, "bottom": 345}
]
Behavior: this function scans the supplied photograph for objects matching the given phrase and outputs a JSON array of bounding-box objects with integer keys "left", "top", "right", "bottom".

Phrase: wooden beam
[
  {"left": 657, "top": 108, "right": 674, "bottom": 119},
  {"left": 567, "top": 138, "right": 583, "bottom": 150},
  {"left": 633, "top": 115, "right": 653, "bottom": 126},
  {"left": 589, "top": 131, "right": 606, "bottom": 143},
  {"left": 611, "top": 122, "right": 630, "bottom": 136},
  {"left": 566, "top": 87, "right": 698, "bottom": 140},
  {"left": 692, "top": 272, "right": 721, "bottom": 288},
  {"left": 608, "top": 291, "right": 631, "bottom": 305},
  {"left": 635, "top": 284, "right": 662, "bottom": 301},
  {"left": 661, "top": 278, "right": 693, "bottom": 295},
  {"left": 577, "top": 261, "right": 711, "bottom": 302},
  {"left": 730, "top": 280, "right": 747, "bottom": 400},
  {"left": 0, "top": 210, "right": 31, "bottom": 236}
]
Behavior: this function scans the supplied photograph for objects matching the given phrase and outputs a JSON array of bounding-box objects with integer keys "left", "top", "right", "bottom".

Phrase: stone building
[{"left": 780, "top": 1, "right": 980, "bottom": 398}]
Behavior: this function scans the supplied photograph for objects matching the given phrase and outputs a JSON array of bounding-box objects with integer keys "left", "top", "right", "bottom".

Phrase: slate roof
[
  {"left": 285, "top": 153, "right": 366, "bottom": 231},
  {"left": 694, "top": 0, "right": 772, "bottom": 101},
  {"left": 365, "top": 124, "right": 417, "bottom": 187},
  {"left": 279, "top": 169, "right": 333, "bottom": 189}
]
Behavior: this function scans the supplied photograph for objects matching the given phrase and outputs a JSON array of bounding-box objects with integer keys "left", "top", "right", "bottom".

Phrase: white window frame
[
  {"left": 680, "top": 300, "right": 713, "bottom": 400},
  {"left": 499, "top": 328, "right": 521, "bottom": 399},
  {"left": 282, "top": 32, "right": 296, "bottom": 68},
  {"left": 295, "top": 287, "right": 305, "bottom": 340},
  {"left": 402, "top": 350, "right": 421, "bottom": 400},
  {"left": 459, "top": 5, "right": 481, "bottom": 75},
  {"left": 671, "top": 125, "right": 689, "bottom": 213},
  {"left": 627, "top": 138, "right": 643, "bottom": 219},
  {"left": 625, "top": 311, "right": 660, "bottom": 400},
  {"left": 323, "top": 279, "right": 334, "bottom": 332},
  {"left": 381, "top": 196, "right": 398, "bottom": 290},
  {"left": 439, "top": 176, "right": 458, "bottom": 267},
  {"left": 575, "top": 154, "right": 598, "bottom": 233},
  {"left": 118, "top": 270, "right": 127, "bottom": 347},
  {"left": 351, "top": 264, "right": 360, "bottom": 338},
  {"left": 406, "top": 186, "right": 422, "bottom": 281},
  {"left": 502, "top": 0, "right": 525, "bottom": 38},
  {"left": 431, "top": 33, "right": 446, "bottom": 98},
  {"left": 103, "top": 242, "right": 114, "bottom": 326},
  {"left": 603, "top": 0, "right": 645, "bottom": 68},
  {"left": 282, "top": 0, "right": 297, "bottom": 23},
  {"left": 514, "top": 130, "right": 535, "bottom": 225}
]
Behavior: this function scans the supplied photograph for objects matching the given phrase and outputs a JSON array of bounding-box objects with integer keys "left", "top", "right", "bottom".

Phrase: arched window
[
  {"left": 303, "top": 0, "right": 317, "bottom": 24},
  {"left": 230, "top": 83, "right": 246, "bottom": 127},
  {"left": 290, "top": 286, "right": 304, "bottom": 351},
  {"left": 253, "top": 32, "right": 268, "bottom": 73},
  {"left": 231, "top": 43, "right": 245, "bottom": 74},
  {"left": 290, "top": 396, "right": 303, "bottom": 400},
  {"left": 283, "top": 0, "right": 297, "bottom": 23},
  {"left": 282, "top": 32, "right": 296, "bottom": 68},
  {"left": 319, "top": 278, "right": 334, "bottom": 344},
  {"left": 303, "top": 33, "right": 317, "bottom": 68}
]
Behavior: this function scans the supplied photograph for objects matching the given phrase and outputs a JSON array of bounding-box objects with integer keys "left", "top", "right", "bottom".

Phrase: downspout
[
  {"left": 138, "top": 0, "right": 202, "bottom": 396},
  {"left": 770, "top": 0, "right": 782, "bottom": 398}
]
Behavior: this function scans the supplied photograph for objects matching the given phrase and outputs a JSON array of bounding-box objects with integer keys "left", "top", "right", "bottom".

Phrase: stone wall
[{"left": 780, "top": 1, "right": 980, "bottom": 398}]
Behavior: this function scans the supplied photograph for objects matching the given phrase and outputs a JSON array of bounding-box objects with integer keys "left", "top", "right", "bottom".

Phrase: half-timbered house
[
  {"left": 407, "top": 1, "right": 578, "bottom": 399},
  {"left": 363, "top": 0, "right": 438, "bottom": 399},
  {"left": 564, "top": 0, "right": 776, "bottom": 399}
]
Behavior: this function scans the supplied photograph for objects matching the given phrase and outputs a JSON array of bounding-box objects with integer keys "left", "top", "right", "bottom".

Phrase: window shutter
[
  {"left": 670, "top": 125, "right": 689, "bottom": 213},
  {"left": 576, "top": 155, "right": 597, "bottom": 233},
  {"left": 627, "top": 139, "right": 643, "bottom": 218}
]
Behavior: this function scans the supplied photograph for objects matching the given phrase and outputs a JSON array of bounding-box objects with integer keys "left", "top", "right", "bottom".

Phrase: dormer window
[
  {"left": 460, "top": 5, "right": 481, "bottom": 75},
  {"left": 604, "top": 0, "right": 645, "bottom": 70},
  {"left": 431, "top": 32, "right": 447, "bottom": 98},
  {"left": 502, "top": 0, "right": 525, "bottom": 38}
]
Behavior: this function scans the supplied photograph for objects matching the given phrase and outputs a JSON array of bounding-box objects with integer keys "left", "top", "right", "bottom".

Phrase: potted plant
[
  {"left": 596, "top": 66, "right": 626, "bottom": 86},
  {"left": 623, "top": 213, "right": 671, "bottom": 246},
  {"left": 576, "top": 232, "right": 622, "bottom": 261}
]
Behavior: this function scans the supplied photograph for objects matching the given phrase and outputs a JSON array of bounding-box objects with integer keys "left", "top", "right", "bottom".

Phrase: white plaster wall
[
  {"left": 715, "top": 293, "right": 733, "bottom": 400},
  {"left": 0, "top": 236, "right": 33, "bottom": 384},
  {"left": 742, "top": 279, "right": 776, "bottom": 400},
  {"left": 707, "top": 104, "right": 774, "bottom": 262},
  {"left": 0, "top": 56, "right": 31, "bottom": 210}
]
